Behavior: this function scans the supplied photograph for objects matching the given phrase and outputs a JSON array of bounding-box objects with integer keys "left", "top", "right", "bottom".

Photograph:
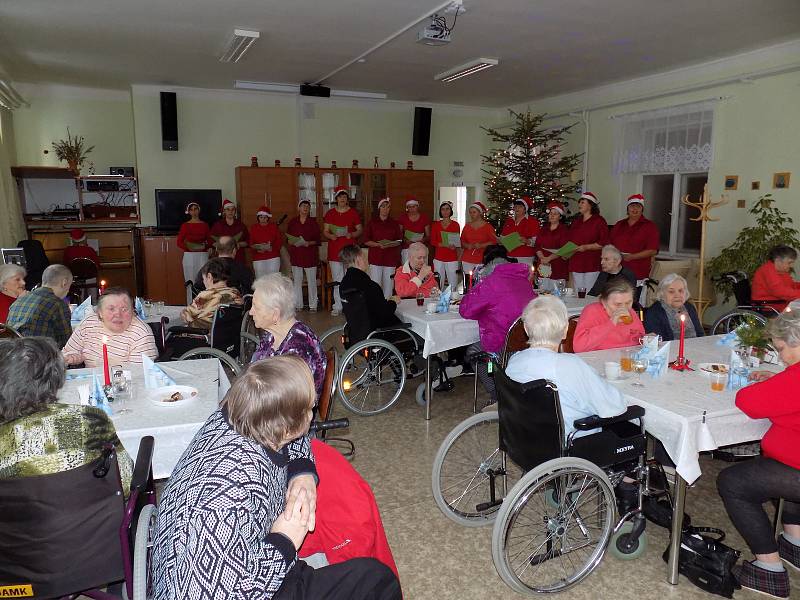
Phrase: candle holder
[{"left": 669, "top": 356, "right": 692, "bottom": 371}]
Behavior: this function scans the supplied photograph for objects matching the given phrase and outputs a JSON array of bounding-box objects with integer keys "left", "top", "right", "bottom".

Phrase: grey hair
[
  {"left": 656, "top": 273, "right": 691, "bottom": 303},
  {"left": 96, "top": 287, "right": 133, "bottom": 311},
  {"left": 408, "top": 241, "right": 428, "bottom": 258},
  {"left": 339, "top": 244, "right": 363, "bottom": 269},
  {"left": 252, "top": 272, "right": 296, "bottom": 321},
  {"left": 768, "top": 310, "right": 800, "bottom": 348},
  {"left": 0, "top": 337, "right": 65, "bottom": 423},
  {"left": 601, "top": 245, "right": 622, "bottom": 261},
  {"left": 41, "top": 264, "right": 73, "bottom": 287},
  {"left": 0, "top": 263, "right": 26, "bottom": 288},
  {"left": 522, "top": 295, "right": 569, "bottom": 348}
]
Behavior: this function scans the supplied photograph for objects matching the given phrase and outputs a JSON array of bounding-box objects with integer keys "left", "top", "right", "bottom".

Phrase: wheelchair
[
  {"left": 432, "top": 364, "right": 649, "bottom": 594},
  {"left": 710, "top": 270, "right": 780, "bottom": 334}
]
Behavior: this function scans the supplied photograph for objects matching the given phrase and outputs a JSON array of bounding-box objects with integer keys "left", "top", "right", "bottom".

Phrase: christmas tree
[{"left": 481, "top": 110, "right": 583, "bottom": 229}]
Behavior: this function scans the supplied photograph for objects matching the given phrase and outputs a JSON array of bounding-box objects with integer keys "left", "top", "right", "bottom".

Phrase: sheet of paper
[
  {"left": 403, "top": 230, "right": 424, "bottom": 242},
  {"left": 500, "top": 232, "right": 523, "bottom": 252},
  {"left": 554, "top": 241, "right": 579, "bottom": 259}
]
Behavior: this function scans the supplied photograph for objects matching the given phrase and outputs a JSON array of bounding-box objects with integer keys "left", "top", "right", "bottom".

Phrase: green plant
[
  {"left": 734, "top": 316, "right": 772, "bottom": 355},
  {"left": 707, "top": 194, "right": 800, "bottom": 301},
  {"left": 51, "top": 128, "right": 94, "bottom": 171}
]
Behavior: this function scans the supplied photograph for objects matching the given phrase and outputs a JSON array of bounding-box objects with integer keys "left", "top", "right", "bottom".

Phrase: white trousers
[
  {"left": 369, "top": 265, "right": 395, "bottom": 298},
  {"left": 571, "top": 271, "right": 600, "bottom": 293},
  {"left": 253, "top": 257, "right": 281, "bottom": 279},
  {"left": 292, "top": 266, "right": 318, "bottom": 310},
  {"left": 182, "top": 251, "right": 208, "bottom": 303},
  {"left": 514, "top": 256, "right": 535, "bottom": 266},
  {"left": 433, "top": 259, "right": 459, "bottom": 290},
  {"left": 329, "top": 261, "right": 345, "bottom": 311}
]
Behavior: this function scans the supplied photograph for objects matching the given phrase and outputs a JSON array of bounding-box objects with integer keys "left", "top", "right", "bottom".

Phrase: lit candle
[
  {"left": 678, "top": 314, "right": 686, "bottom": 360},
  {"left": 102, "top": 335, "right": 110, "bottom": 386},
  {"left": 99, "top": 279, "right": 107, "bottom": 295},
  {"left": 639, "top": 309, "right": 644, "bottom": 322},
  {"left": 468, "top": 270, "right": 473, "bottom": 290}
]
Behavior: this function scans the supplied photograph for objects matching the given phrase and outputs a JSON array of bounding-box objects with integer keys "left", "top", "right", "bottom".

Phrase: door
[{"left": 641, "top": 172, "right": 706, "bottom": 256}]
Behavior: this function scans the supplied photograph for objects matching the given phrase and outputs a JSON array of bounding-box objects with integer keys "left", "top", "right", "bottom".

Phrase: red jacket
[
  {"left": 394, "top": 262, "right": 438, "bottom": 298},
  {"left": 572, "top": 301, "right": 644, "bottom": 353},
  {"left": 750, "top": 260, "right": 800, "bottom": 311},
  {"left": 736, "top": 362, "right": 800, "bottom": 470}
]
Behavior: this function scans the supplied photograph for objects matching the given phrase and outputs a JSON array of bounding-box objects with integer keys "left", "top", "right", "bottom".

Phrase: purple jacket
[{"left": 459, "top": 262, "right": 536, "bottom": 354}]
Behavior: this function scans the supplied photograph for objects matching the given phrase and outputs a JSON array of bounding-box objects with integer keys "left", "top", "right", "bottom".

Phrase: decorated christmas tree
[{"left": 481, "top": 110, "right": 583, "bottom": 229}]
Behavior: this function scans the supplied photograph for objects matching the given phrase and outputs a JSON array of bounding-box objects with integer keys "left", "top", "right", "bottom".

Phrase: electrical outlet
[{"left": 737, "top": 199, "right": 746, "bottom": 208}]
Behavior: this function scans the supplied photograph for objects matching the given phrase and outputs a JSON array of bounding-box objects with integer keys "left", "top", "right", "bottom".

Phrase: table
[
  {"left": 395, "top": 295, "right": 592, "bottom": 419},
  {"left": 59, "top": 358, "right": 230, "bottom": 480},
  {"left": 70, "top": 303, "right": 185, "bottom": 326},
  {"left": 577, "top": 335, "right": 773, "bottom": 585}
]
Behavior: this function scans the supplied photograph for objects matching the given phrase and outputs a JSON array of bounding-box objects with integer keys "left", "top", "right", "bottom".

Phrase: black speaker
[
  {"left": 160, "top": 92, "right": 178, "bottom": 151},
  {"left": 300, "top": 84, "right": 331, "bottom": 98},
  {"left": 412, "top": 107, "right": 432, "bottom": 156}
]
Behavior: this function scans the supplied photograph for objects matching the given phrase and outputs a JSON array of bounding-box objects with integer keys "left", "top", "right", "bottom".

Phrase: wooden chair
[
  {"left": 559, "top": 315, "right": 580, "bottom": 353},
  {"left": 0, "top": 323, "right": 22, "bottom": 339},
  {"left": 500, "top": 317, "right": 529, "bottom": 368},
  {"left": 316, "top": 350, "right": 354, "bottom": 457},
  {"left": 68, "top": 257, "right": 99, "bottom": 302}
]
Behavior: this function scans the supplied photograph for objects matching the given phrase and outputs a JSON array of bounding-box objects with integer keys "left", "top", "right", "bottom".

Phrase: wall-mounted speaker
[
  {"left": 412, "top": 106, "right": 432, "bottom": 156},
  {"left": 160, "top": 91, "right": 178, "bottom": 151}
]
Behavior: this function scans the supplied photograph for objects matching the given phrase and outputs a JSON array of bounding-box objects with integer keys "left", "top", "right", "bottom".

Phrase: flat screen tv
[{"left": 155, "top": 189, "right": 222, "bottom": 231}]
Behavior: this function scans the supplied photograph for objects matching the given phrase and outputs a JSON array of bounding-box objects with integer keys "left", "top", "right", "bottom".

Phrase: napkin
[
  {"left": 77, "top": 384, "right": 91, "bottom": 406},
  {"left": 71, "top": 297, "right": 93, "bottom": 326},
  {"left": 134, "top": 297, "right": 147, "bottom": 320},
  {"left": 635, "top": 341, "right": 670, "bottom": 377},
  {"left": 716, "top": 330, "right": 739, "bottom": 348},
  {"left": 142, "top": 354, "right": 176, "bottom": 389},
  {"left": 697, "top": 411, "right": 717, "bottom": 452},
  {"left": 726, "top": 349, "right": 750, "bottom": 391},
  {"left": 436, "top": 286, "right": 452, "bottom": 314},
  {"left": 91, "top": 374, "right": 113, "bottom": 416}
]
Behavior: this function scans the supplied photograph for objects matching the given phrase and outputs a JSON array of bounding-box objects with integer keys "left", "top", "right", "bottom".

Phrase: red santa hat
[
  {"left": 219, "top": 198, "right": 236, "bottom": 216},
  {"left": 69, "top": 228, "right": 86, "bottom": 243},
  {"left": 256, "top": 205, "right": 272, "bottom": 217},
  {"left": 579, "top": 191, "right": 599, "bottom": 204},
  {"left": 627, "top": 193, "right": 645, "bottom": 207},
  {"left": 405, "top": 196, "right": 419, "bottom": 208},
  {"left": 333, "top": 185, "right": 349, "bottom": 199},
  {"left": 185, "top": 201, "right": 200, "bottom": 214},
  {"left": 377, "top": 197, "right": 391, "bottom": 209},
  {"left": 469, "top": 200, "right": 487, "bottom": 214},
  {"left": 514, "top": 196, "right": 534, "bottom": 211},
  {"left": 298, "top": 198, "right": 312, "bottom": 208},
  {"left": 547, "top": 201, "right": 565, "bottom": 215}
]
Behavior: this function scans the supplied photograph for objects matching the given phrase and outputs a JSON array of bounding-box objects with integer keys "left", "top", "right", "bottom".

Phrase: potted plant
[
  {"left": 51, "top": 129, "right": 94, "bottom": 175},
  {"left": 707, "top": 194, "right": 800, "bottom": 301},
  {"left": 734, "top": 316, "right": 772, "bottom": 362}
]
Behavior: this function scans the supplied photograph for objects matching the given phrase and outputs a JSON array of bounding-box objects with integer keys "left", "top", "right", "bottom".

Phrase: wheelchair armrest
[
  {"left": 573, "top": 405, "right": 645, "bottom": 431},
  {"left": 131, "top": 435, "right": 155, "bottom": 494},
  {"left": 167, "top": 325, "right": 209, "bottom": 337},
  {"left": 371, "top": 322, "right": 413, "bottom": 335},
  {"left": 468, "top": 351, "right": 495, "bottom": 364}
]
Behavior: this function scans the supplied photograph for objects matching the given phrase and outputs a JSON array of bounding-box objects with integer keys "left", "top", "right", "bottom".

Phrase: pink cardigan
[{"left": 572, "top": 301, "right": 644, "bottom": 353}]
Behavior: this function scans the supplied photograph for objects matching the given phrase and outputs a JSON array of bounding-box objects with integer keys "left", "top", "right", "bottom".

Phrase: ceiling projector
[{"left": 417, "top": 26, "right": 451, "bottom": 46}]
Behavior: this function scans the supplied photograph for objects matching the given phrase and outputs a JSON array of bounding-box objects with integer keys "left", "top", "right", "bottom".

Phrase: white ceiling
[{"left": 2, "top": 0, "right": 799, "bottom": 107}]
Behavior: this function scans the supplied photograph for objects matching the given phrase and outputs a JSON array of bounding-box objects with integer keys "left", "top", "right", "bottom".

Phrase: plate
[
  {"left": 697, "top": 363, "right": 729, "bottom": 377},
  {"left": 148, "top": 385, "right": 199, "bottom": 407}
]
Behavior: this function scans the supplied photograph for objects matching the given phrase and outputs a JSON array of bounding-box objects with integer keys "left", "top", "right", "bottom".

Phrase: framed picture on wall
[
  {"left": 773, "top": 172, "right": 791, "bottom": 189},
  {"left": 751, "top": 181, "right": 760, "bottom": 190},
  {"left": 724, "top": 175, "right": 738, "bottom": 191},
  {"left": 1, "top": 248, "right": 26, "bottom": 267}
]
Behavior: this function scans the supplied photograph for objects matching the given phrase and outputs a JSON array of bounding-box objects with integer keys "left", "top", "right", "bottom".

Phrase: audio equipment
[
  {"left": 412, "top": 106, "right": 432, "bottom": 156},
  {"left": 300, "top": 84, "right": 331, "bottom": 98},
  {"left": 160, "top": 91, "right": 178, "bottom": 151},
  {"left": 109, "top": 166, "right": 135, "bottom": 177}
]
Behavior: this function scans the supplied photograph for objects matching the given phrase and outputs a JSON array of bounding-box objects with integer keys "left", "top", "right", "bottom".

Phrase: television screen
[{"left": 155, "top": 189, "right": 222, "bottom": 231}]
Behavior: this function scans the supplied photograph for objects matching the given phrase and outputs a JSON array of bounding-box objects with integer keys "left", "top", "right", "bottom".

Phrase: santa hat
[
  {"left": 439, "top": 199, "right": 454, "bottom": 209},
  {"left": 405, "top": 196, "right": 419, "bottom": 208},
  {"left": 377, "top": 197, "right": 391, "bottom": 209},
  {"left": 514, "top": 196, "right": 534, "bottom": 211},
  {"left": 185, "top": 201, "right": 200, "bottom": 214},
  {"left": 547, "top": 201, "right": 565, "bottom": 215},
  {"left": 256, "top": 205, "right": 272, "bottom": 217},
  {"left": 580, "top": 191, "right": 599, "bottom": 204},
  {"left": 298, "top": 198, "right": 311, "bottom": 208},
  {"left": 219, "top": 198, "right": 236, "bottom": 216},
  {"left": 69, "top": 228, "right": 86, "bottom": 243},
  {"left": 333, "top": 185, "right": 349, "bottom": 199},
  {"left": 627, "top": 193, "right": 645, "bottom": 207},
  {"left": 469, "top": 200, "right": 487, "bottom": 214}
]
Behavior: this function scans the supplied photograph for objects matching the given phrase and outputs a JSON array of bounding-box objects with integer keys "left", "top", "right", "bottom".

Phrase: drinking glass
[
  {"left": 620, "top": 349, "right": 634, "bottom": 372},
  {"left": 416, "top": 292, "right": 425, "bottom": 307},
  {"left": 631, "top": 357, "right": 649, "bottom": 387},
  {"left": 155, "top": 301, "right": 165, "bottom": 315},
  {"left": 710, "top": 372, "right": 727, "bottom": 392},
  {"left": 111, "top": 365, "right": 131, "bottom": 414},
  {"left": 577, "top": 287, "right": 587, "bottom": 298},
  {"left": 556, "top": 279, "right": 566, "bottom": 296}
]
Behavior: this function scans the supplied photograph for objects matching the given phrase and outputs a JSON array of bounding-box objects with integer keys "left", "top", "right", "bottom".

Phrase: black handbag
[{"left": 662, "top": 526, "right": 741, "bottom": 598}]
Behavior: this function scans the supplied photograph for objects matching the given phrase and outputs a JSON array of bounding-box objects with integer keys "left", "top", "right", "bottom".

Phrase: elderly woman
[
  {"left": 0, "top": 263, "right": 27, "bottom": 323},
  {"left": 150, "top": 356, "right": 401, "bottom": 600},
  {"left": 751, "top": 245, "right": 800, "bottom": 312},
  {"left": 394, "top": 241, "right": 438, "bottom": 298},
  {"left": 364, "top": 198, "right": 403, "bottom": 298},
  {"left": 643, "top": 273, "right": 704, "bottom": 342},
  {"left": 250, "top": 273, "right": 327, "bottom": 399},
  {"left": 587, "top": 245, "right": 637, "bottom": 297},
  {"left": 573, "top": 277, "right": 644, "bottom": 353},
  {"left": 63, "top": 287, "right": 158, "bottom": 367},
  {"left": 0, "top": 337, "right": 132, "bottom": 491},
  {"left": 717, "top": 311, "right": 800, "bottom": 598},
  {"left": 181, "top": 257, "right": 243, "bottom": 330}
]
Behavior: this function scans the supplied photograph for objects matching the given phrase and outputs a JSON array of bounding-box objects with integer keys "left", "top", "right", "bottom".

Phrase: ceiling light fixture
[
  {"left": 219, "top": 29, "right": 260, "bottom": 63},
  {"left": 233, "top": 80, "right": 387, "bottom": 100},
  {"left": 434, "top": 57, "right": 499, "bottom": 83}
]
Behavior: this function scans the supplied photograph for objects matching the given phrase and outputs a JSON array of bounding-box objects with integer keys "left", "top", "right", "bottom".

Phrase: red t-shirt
[
  {"left": 431, "top": 219, "right": 461, "bottom": 262},
  {"left": 461, "top": 222, "right": 498, "bottom": 265},
  {"left": 501, "top": 216, "right": 540, "bottom": 258},
  {"left": 751, "top": 260, "right": 800, "bottom": 311},
  {"left": 609, "top": 217, "right": 660, "bottom": 280},
  {"left": 568, "top": 214, "right": 609, "bottom": 273},
  {"left": 324, "top": 208, "right": 361, "bottom": 262},
  {"left": 0, "top": 292, "right": 15, "bottom": 323},
  {"left": 210, "top": 219, "right": 250, "bottom": 264},
  {"left": 364, "top": 217, "right": 402, "bottom": 267},
  {"left": 398, "top": 213, "right": 430, "bottom": 249},
  {"left": 249, "top": 222, "right": 282, "bottom": 261},
  {"left": 286, "top": 216, "right": 321, "bottom": 269},
  {"left": 534, "top": 223, "right": 570, "bottom": 281},
  {"left": 63, "top": 245, "right": 100, "bottom": 268},
  {"left": 176, "top": 221, "right": 211, "bottom": 251}
]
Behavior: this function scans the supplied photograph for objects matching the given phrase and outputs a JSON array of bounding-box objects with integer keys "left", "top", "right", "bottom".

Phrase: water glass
[
  {"left": 155, "top": 301, "right": 165, "bottom": 315},
  {"left": 111, "top": 365, "right": 131, "bottom": 413},
  {"left": 555, "top": 279, "right": 566, "bottom": 297},
  {"left": 631, "top": 357, "right": 649, "bottom": 387}
]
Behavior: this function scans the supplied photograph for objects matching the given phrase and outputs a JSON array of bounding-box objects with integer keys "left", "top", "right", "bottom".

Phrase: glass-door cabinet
[{"left": 317, "top": 171, "right": 340, "bottom": 218}]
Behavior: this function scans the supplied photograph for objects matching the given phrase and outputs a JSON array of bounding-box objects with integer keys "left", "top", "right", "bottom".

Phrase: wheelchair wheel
[
  {"left": 432, "top": 412, "right": 522, "bottom": 527},
  {"left": 131, "top": 503, "right": 157, "bottom": 600},
  {"left": 710, "top": 309, "right": 767, "bottom": 335},
  {"left": 492, "top": 457, "right": 615, "bottom": 594},
  {"left": 178, "top": 347, "right": 242, "bottom": 382},
  {"left": 609, "top": 521, "right": 648, "bottom": 561},
  {"left": 337, "top": 339, "right": 405, "bottom": 416},
  {"left": 319, "top": 324, "right": 346, "bottom": 357}
]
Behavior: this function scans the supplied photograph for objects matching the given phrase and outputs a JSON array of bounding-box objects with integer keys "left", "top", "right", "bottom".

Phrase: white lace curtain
[{"left": 613, "top": 100, "right": 716, "bottom": 174}]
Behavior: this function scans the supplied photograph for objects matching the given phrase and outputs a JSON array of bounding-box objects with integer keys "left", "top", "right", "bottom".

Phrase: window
[
  {"left": 642, "top": 172, "right": 705, "bottom": 256},
  {"left": 438, "top": 186, "right": 474, "bottom": 229}
]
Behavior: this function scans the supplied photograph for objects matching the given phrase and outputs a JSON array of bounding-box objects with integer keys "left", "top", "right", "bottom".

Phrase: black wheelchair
[
  {"left": 710, "top": 271, "right": 780, "bottom": 334},
  {"left": 432, "top": 364, "right": 649, "bottom": 594}
]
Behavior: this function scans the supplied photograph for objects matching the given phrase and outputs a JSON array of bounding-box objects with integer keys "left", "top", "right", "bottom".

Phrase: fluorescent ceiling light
[
  {"left": 434, "top": 58, "right": 499, "bottom": 83},
  {"left": 219, "top": 29, "right": 260, "bottom": 63},
  {"left": 234, "top": 80, "right": 387, "bottom": 100}
]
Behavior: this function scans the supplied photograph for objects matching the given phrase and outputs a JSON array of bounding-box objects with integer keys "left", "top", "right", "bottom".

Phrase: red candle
[
  {"left": 468, "top": 270, "right": 473, "bottom": 290},
  {"left": 678, "top": 314, "right": 686, "bottom": 359},
  {"left": 102, "top": 335, "right": 110, "bottom": 386}
]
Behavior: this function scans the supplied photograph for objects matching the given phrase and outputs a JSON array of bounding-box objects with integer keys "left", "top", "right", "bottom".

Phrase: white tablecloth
[
  {"left": 59, "top": 358, "right": 230, "bottom": 480},
  {"left": 395, "top": 296, "right": 592, "bottom": 358},
  {"left": 577, "top": 336, "right": 772, "bottom": 484},
  {"left": 143, "top": 305, "right": 185, "bottom": 325}
]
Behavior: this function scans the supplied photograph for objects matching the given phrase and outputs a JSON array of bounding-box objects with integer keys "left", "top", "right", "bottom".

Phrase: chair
[
  {"left": 315, "top": 350, "right": 355, "bottom": 457},
  {"left": 69, "top": 256, "right": 99, "bottom": 301},
  {"left": 500, "top": 317, "right": 528, "bottom": 367},
  {"left": 147, "top": 315, "right": 170, "bottom": 356},
  {"left": 0, "top": 323, "right": 22, "bottom": 338},
  {"left": 0, "top": 436, "right": 156, "bottom": 600},
  {"left": 238, "top": 294, "right": 260, "bottom": 365},
  {"left": 558, "top": 315, "right": 580, "bottom": 353},
  {"left": 16, "top": 239, "right": 49, "bottom": 290}
]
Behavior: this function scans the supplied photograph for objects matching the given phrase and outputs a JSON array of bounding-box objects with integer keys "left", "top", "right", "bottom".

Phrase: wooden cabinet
[{"left": 140, "top": 235, "right": 186, "bottom": 305}]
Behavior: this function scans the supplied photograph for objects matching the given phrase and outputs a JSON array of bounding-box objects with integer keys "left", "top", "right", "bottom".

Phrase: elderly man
[
  {"left": 587, "top": 245, "right": 637, "bottom": 297},
  {"left": 394, "top": 241, "right": 438, "bottom": 298},
  {"left": 6, "top": 264, "right": 73, "bottom": 348},
  {"left": 194, "top": 235, "right": 254, "bottom": 295}
]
